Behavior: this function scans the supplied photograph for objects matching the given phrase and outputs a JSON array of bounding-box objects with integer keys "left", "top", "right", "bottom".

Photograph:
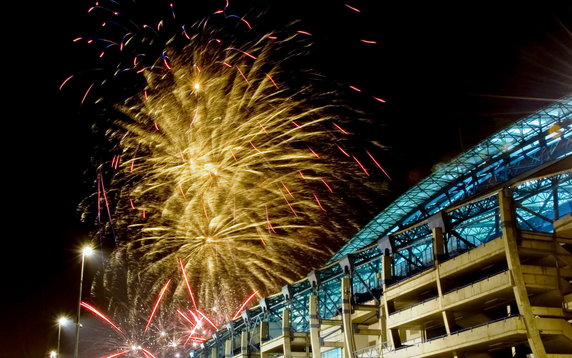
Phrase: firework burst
[{"left": 74, "top": 1, "right": 387, "bottom": 322}]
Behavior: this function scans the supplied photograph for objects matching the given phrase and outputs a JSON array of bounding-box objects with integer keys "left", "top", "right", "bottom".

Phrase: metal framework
[{"left": 192, "top": 96, "right": 572, "bottom": 357}]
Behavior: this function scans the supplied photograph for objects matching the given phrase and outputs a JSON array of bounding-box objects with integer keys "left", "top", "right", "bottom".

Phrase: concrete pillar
[
  {"left": 309, "top": 294, "right": 321, "bottom": 358},
  {"left": 241, "top": 331, "right": 249, "bottom": 358},
  {"left": 211, "top": 346, "right": 218, "bottom": 358},
  {"left": 283, "top": 308, "right": 292, "bottom": 358},
  {"left": 225, "top": 339, "right": 233, "bottom": 358},
  {"left": 499, "top": 189, "right": 546, "bottom": 357},
  {"left": 432, "top": 227, "right": 445, "bottom": 262},
  {"left": 381, "top": 255, "right": 397, "bottom": 348},
  {"left": 259, "top": 320, "right": 268, "bottom": 342},
  {"left": 341, "top": 277, "right": 356, "bottom": 358}
]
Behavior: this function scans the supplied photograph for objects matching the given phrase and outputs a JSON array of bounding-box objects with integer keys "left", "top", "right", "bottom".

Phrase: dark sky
[{"left": 4, "top": 1, "right": 572, "bottom": 357}]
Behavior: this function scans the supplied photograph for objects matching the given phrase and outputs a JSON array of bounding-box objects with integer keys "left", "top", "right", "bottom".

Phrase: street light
[
  {"left": 56, "top": 316, "right": 70, "bottom": 358},
  {"left": 73, "top": 245, "right": 94, "bottom": 358},
  {"left": 50, "top": 351, "right": 57, "bottom": 358}
]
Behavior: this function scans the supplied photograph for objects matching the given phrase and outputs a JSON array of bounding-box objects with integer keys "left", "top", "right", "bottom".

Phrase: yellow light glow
[
  {"left": 82, "top": 246, "right": 94, "bottom": 257},
  {"left": 57, "top": 316, "right": 69, "bottom": 326}
]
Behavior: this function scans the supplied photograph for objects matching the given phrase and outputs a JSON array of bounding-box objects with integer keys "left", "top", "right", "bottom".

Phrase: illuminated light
[
  {"left": 257, "top": 120, "right": 269, "bottom": 134},
  {"left": 265, "top": 73, "right": 279, "bottom": 89},
  {"left": 82, "top": 246, "right": 94, "bottom": 257},
  {"left": 360, "top": 39, "right": 377, "bottom": 44},
  {"left": 336, "top": 145, "right": 350, "bottom": 157},
  {"left": 80, "top": 302, "right": 122, "bottom": 333},
  {"left": 298, "top": 170, "right": 305, "bottom": 179},
  {"left": 372, "top": 96, "right": 386, "bottom": 103},
  {"left": 332, "top": 122, "right": 349, "bottom": 134},
  {"left": 365, "top": 150, "right": 391, "bottom": 180},
  {"left": 141, "top": 348, "right": 157, "bottom": 358},
  {"left": 249, "top": 141, "right": 262, "bottom": 153},
  {"left": 188, "top": 310, "right": 201, "bottom": 325},
  {"left": 160, "top": 331, "right": 167, "bottom": 336},
  {"left": 203, "top": 203, "right": 209, "bottom": 221},
  {"left": 349, "top": 85, "right": 361, "bottom": 92},
  {"left": 162, "top": 52, "right": 172, "bottom": 70},
  {"left": 240, "top": 17, "right": 252, "bottom": 29},
  {"left": 236, "top": 67, "right": 250, "bottom": 84},
  {"left": 279, "top": 188, "right": 298, "bottom": 216},
  {"left": 308, "top": 147, "right": 320, "bottom": 158},
  {"left": 314, "top": 193, "right": 326, "bottom": 211},
  {"left": 196, "top": 310, "right": 218, "bottom": 330},
  {"left": 352, "top": 156, "right": 370, "bottom": 176},
  {"left": 194, "top": 83, "right": 200, "bottom": 90},
  {"left": 229, "top": 47, "right": 257, "bottom": 60},
  {"left": 321, "top": 179, "right": 333, "bottom": 193},
  {"left": 50, "top": 351, "right": 57, "bottom": 358},
  {"left": 145, "top": 280, "right": 171, "bottom": 331},
  {"left": 178, "top": 184, "right": 186, "bottom": 198},
  {"left": 232, "top": 291, "right": 259, "bottom": 319},
  {"left": 59, "top": 75, "right": 74, "bottom": 90},
  {"left": 178, "top": 258, "right": 198, "bottom": 310},
  {"left": 81, "top": 83, "right": 95, "bottom": 104},
  {"left": 101, "top": 352, "right": 129, "bottom": 358},
  {"left": 265, "top": 205, "right": 276, "bottom": 233},
  {"left": 280, "top": 182, "right": 294, "bottom": 199},
  {"left": 58, "top": 316, "right": 70, "bottom": 326},
  {"left": 344, "top": 3, "right": 361, "bottom": 12},
  {"left": 297, "top": 30, "right": 312, "bottom": 36}
]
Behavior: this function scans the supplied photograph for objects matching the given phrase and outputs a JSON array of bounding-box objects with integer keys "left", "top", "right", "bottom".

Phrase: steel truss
[{"left": 193, "top": 97, "right": 572, "bottom": 357}]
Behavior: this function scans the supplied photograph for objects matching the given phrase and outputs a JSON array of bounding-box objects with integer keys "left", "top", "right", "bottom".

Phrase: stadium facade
[{"left": 191, "top": 97, "right": 572, "bottom": 357}]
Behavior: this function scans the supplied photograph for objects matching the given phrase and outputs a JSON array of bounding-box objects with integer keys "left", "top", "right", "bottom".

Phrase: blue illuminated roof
[{"left": 329, "top": 96, "right": 572, "bottom": 262}]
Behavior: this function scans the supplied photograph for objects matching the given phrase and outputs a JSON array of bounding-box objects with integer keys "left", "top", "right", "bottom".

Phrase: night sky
[{"left": 4, "top": 1, "right": 572, "bottom": 357}]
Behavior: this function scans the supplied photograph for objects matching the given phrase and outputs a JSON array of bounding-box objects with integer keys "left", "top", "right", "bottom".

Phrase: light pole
[
  {"left": 57, "top": 316, "right": 69, "bottom": 358},
  {"left": 73, "top": 246, "right": 93, "bottom": 358}
]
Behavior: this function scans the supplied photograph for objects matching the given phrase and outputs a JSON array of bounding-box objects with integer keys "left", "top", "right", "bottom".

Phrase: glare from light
[
  {"left": 194, "top": 83, "right": 200, "bottom": 90},
  {"left": 58, "top": 316, "right": 70, "bottom": 327},
  {"left": 50, "top": 351, "right": 57, "bottom": 358},
  {"left": 82, "top": 246, "right": 94, "bottom": 257}
]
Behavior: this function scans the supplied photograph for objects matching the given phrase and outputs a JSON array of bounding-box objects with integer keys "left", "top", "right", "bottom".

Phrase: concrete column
[
  {"left": 499, "top": 189, "right": 547, "bottom": 357},
  {"left": 212, "top": 346, "right": 218, "bottom": 358},
  {"left": 259, "top": 321, "right": 268, "bottom": 358},
  {"left": 283, "top": 308, "right": 292, "bottom": 358},
  {"left": 309, "top": 294, "right": 321, "bottom": 358},
  {"left": 225, "top": 338, "right": 233, "bottom": 358},
  {"left": 381, "top": 255, "right": 398, "bottom": 349},
  {"left": 432, "top": 227, "right": 445, "bottom": 262},
  {"left": 241, "top": 331, "right": 249, "bottom": 358},
  {"left": 259, "top": 320, "right": 268, "bottom": 342},
  {"left": 341, "top": 277, "right": 356, "bottom": 358}
]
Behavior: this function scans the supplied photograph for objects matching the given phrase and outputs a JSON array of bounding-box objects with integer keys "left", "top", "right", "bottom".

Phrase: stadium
[{"left": 190, "top": 96, "right": 572, "bottom": 357}]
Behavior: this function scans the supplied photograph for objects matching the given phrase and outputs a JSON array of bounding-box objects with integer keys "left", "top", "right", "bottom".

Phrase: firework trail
[{"left": 73, "top": 0, "right": 388, "bottom": 322}]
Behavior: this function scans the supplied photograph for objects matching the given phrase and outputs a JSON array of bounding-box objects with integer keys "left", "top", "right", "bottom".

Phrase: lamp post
[
  {"left": 73, "top": 246, "right": 93, "bottom": 358},
  {"left": 57, "top": 316, "right": 69, "bottom": 358}
]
